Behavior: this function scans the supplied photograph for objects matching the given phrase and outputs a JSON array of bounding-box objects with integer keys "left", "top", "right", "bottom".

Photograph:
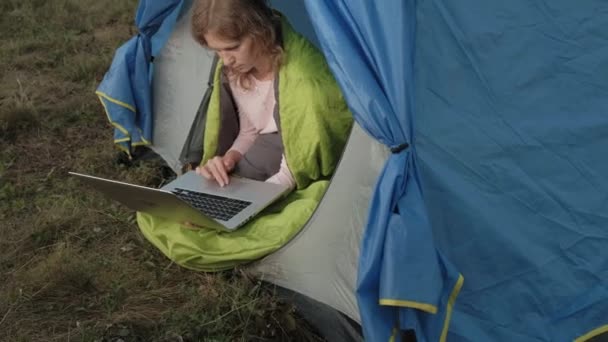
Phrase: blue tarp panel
[
  {"left": 96, "top": 0, "right": 184, "bottom": 154},
  {"left": 270, "top": 1, "right": 319, "bottom": 48},
  {"left": 414, "top": 0, "right": 608, "bottom": 341},
  {"left": 304, "top": 1, "right": 462, "bottom": 341},
  {"left": 307, "top": 0, "right": 608, "bottom": 341}
]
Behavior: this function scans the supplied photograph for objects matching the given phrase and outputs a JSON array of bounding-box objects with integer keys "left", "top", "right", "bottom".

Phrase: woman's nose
[{"left": 218, "top": 52, "right": 234, "bottom": 66}]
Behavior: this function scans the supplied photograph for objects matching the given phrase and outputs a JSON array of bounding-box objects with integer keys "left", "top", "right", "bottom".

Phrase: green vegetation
[{"left": 0, "top": 1, "right": 321, "bottom": 340}]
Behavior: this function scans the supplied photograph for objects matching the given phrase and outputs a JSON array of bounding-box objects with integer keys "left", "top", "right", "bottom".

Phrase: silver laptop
[{"left": 69, "top": 170, "right": 290, "bottom": 232}]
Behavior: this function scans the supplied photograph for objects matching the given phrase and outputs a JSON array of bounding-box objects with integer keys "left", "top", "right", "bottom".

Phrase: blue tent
[
  {"left": 96, "top": 0, "right": 184, "bottom": 155},
  {"left": 98, "top": 0, "right": 608, "bottom": 341}
]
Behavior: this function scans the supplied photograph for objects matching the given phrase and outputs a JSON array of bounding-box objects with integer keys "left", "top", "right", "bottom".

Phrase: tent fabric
[
  {"left": 414, "top": 0, "right": 608, "bottom": 341},
  {"left": 304, "top": 1, "right": 463, "bottom": 341},
  {"left": 96, "top": 0, "right": 184, "bottom": 155},
  {"left": 150, "top": 0, "right": 213, "bottom": 173},
  {"left": 250, "top": 122, "right": 388, "bottom": 325}
]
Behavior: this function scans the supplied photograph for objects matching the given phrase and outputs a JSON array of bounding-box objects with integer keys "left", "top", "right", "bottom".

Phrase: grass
[{"left": 0, "top": 1, "right": 323, "bottom": 341}]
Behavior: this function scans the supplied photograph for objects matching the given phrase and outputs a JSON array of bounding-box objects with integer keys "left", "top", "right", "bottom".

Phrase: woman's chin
[
  {"left": 225, "top": 65, "right": 253, "bottom": 77},
  {"left": 235, "top": 65, "right": 252, "bottom": 73}
]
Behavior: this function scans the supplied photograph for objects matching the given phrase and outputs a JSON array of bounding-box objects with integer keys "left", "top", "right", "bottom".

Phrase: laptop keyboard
[{"left": 172, "top": 188, "right": 252, "bottom": 221}]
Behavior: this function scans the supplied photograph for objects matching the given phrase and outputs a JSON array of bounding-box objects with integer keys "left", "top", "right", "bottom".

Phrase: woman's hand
[{"left": 195, "top": 150, "right": 242, "bottom": 187}]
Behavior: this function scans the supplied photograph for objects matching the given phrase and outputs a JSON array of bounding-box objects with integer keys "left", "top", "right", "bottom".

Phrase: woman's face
[{"left": 204, "top": 31, "right": 258, "bottom": 74}]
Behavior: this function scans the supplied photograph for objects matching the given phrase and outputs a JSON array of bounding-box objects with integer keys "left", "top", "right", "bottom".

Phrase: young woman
[
  {"left": 136, "top": 0, "right": 351, "bottom": 271},
  {"left": 190, "top": 0, "right": 352, "bottom": 191}
]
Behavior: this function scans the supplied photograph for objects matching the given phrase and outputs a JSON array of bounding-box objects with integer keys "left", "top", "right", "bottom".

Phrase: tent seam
[
  {"left": 574, "top": 324, "right": 608, "bottom": 342},
  {"left": 440, "top": 274, "right": 464, "bottom": 342},
  {"left": 379, "top": 299, "right": 438, "bottom": 314},
  {"left": 96, "top": 90, "right": 136, "bottom": 113}
]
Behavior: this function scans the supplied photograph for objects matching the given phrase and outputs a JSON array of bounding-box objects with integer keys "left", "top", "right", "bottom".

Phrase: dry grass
[{"left": 0, "top": 1, "right": 322, "bottom": 341}]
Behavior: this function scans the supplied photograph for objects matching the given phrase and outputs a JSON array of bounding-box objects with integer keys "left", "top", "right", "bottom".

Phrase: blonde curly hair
[{"left": 191, "top": 0, "right": 283, "bottom": 89}]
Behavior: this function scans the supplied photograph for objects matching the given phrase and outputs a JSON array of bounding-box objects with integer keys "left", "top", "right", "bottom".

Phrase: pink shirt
[{"left": 228, "top": 76, "right": 296, "bottom": 189}]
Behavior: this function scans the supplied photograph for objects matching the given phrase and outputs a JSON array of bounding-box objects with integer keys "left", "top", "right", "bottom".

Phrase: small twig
[
  {"left": 36, "top": 242, "right": 65, "bottom": 252},
  {"left": 4, "top": 255, "right": 39, "bottom": 276},
  {"left": 15, "top": 77, "right": 31, "bottom": 106},
  {"left": 271, "top": 313, "right": 288, "bottom": 338},
  {"left": 200, "top": 298, "right": 260, "bottom": 329},
  {"left": 163, "top": 260, "right": 175, "bottom": 272},
  {"left": 29, "top": 282, "right": 52, "bottom": 299},
  {"left": 0, "top": 305, "right": 13, "bottom": 327},
  {"left": 66, "top": 231, "right": 86, "bottom": 242},
  {"left": 91, "top": 209, "right": 128, "bottom": 223},
  {"left": 2, "top": 235, "right": 30, "bottom": 244},
  {"left": 44, "top": 167, "right": 56, "bottom": 181},
  {"left": 242, "top": 277, "right": 264, "bottom": 333}
]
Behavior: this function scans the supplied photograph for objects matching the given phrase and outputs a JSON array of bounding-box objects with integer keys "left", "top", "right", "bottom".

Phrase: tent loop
[
  {"left": 133, "top": 29, "right": 155, "bottom": 63},
  {"left": 390, "top": 142, "right": 409, "bottom": 154}
]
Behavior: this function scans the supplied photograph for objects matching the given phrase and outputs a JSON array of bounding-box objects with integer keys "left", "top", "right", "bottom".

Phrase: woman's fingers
[
  {"left": 213, "top": 157, "right": 230, "bottom": 186},
  {"left": 207, "top": 157, "right": 229, "bottom": 186},
  {"left": 195, "top": 156, "right": 234, "bottom": 187},
  {"left": 196, "top": 165, "right": 212, "bottom": 179},
  {"left": 205, "top": 161, "right": 223, "bottom": 186}
]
